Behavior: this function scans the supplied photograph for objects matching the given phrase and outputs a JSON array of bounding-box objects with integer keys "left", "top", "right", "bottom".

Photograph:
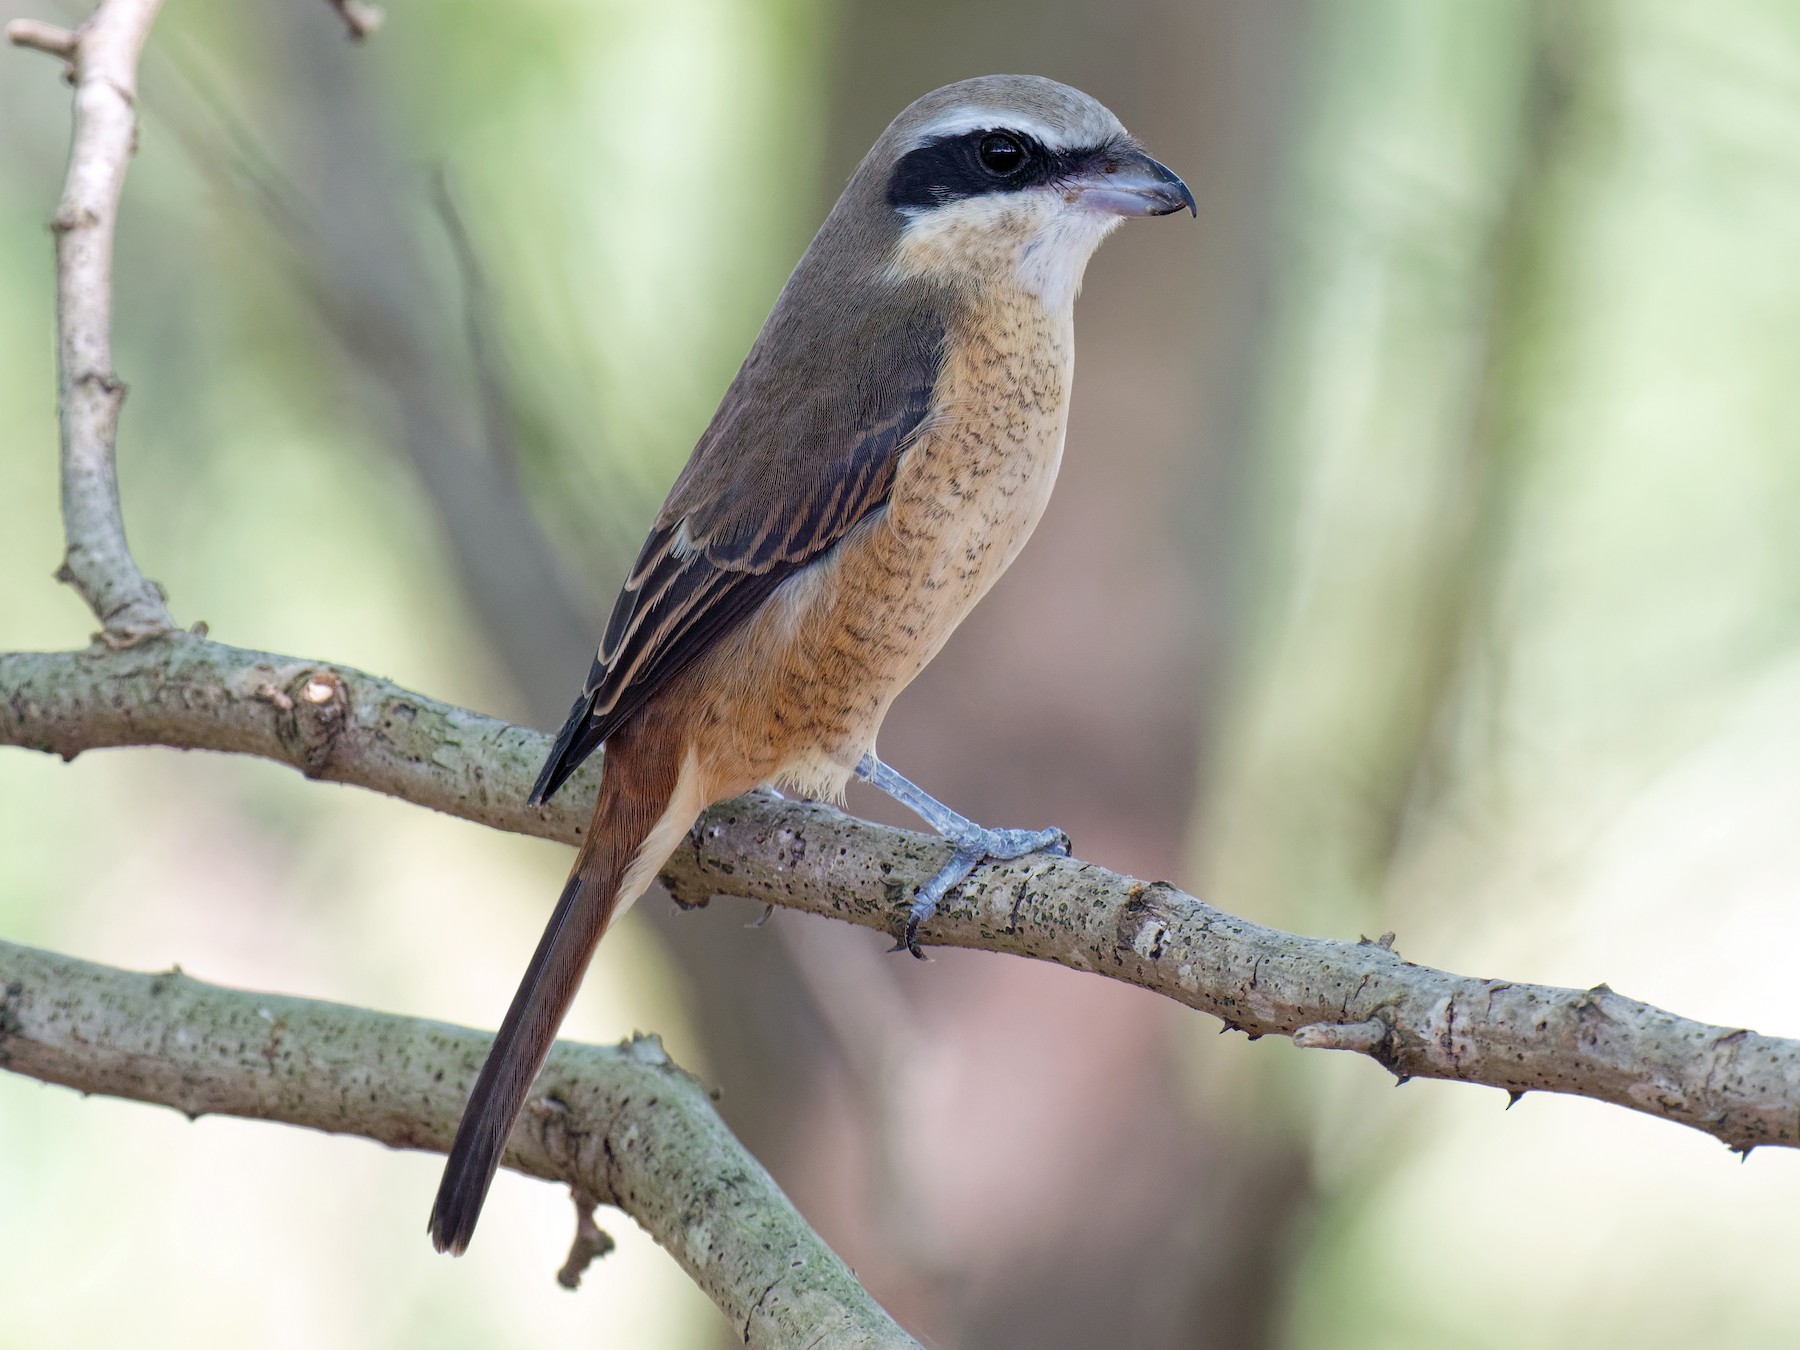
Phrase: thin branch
[
  {"left": 32, "top": 0, "right": 178, "bottom": 645},
  {"left": 0, "top": 939, "right": 917, "bottom": 1349},
  {"left": 4, "top": 634, "right": 1798, "bottom": 1157},
  {"left": 7, "top": 16, "right": 77, "bottom": 59},
  {"left": 430, "top": 167, "right": 523, "bottom": 484},
  {"left": 556, "top": 1194, "right": 615, "bottom": 1291}
]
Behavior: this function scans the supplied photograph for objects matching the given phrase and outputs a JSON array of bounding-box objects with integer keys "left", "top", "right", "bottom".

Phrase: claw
[
  {"left": 896, "top": 916, "right": 929, "bottom": 960},
  {"left": 854, "top": 754, "right": 1073, "bottom": 958},
  {"left": 887, "top": 912, "right": 930, "bottom": 958},
  {"left": 888, "top": 843, "right": 984, "bottom": 955}
]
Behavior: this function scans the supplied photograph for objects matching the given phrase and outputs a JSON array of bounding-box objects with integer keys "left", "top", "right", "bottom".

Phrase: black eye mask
[{"left": 886, "top": 129, "right": 1119, "bottom": 211}]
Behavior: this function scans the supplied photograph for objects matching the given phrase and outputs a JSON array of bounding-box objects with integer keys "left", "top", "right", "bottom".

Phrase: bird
[{"left": 428, "top": 73, "right": 1193, "bottom": 1256}]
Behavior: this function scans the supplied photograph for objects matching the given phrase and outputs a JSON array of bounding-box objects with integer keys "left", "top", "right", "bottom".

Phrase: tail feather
[
  {"left": 529, "top": 687, "right": 604, "bottom": 806},
  {"left": 429, "top": 726, "right": 688, "bottom": 1255}
]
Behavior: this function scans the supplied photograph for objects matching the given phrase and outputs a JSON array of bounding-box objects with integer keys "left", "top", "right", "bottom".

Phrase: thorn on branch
[
  {"left": 6, "top": 17, "right": 78, "bottom": 63},
  {"left": 556, "top": 1191, "right": 615, "bottom": 1290},
  {"left": 326, "top": 0, "right": 383, "bottom": 40},
  {"left": 147, "top": 965, "right": 186, "bottom": 997},
  {"left": 1506, "top": 1089, "right": 1526, "bottom": 1109},
  {"left": 622, "top": 1031, "right": 672, "bottom": 1067},
  {"left": 1573, "top": 983, "right": 1618, "bottom": 1018}
]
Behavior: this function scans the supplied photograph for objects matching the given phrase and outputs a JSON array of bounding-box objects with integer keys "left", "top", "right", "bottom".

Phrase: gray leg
[{"left": 854, "top": 754, "right": 1070, "bottom": 957}]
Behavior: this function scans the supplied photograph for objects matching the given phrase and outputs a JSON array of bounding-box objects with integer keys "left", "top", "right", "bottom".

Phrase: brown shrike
[{"left": 429, "top": 74, "right": 1193, "bottom": 1255}]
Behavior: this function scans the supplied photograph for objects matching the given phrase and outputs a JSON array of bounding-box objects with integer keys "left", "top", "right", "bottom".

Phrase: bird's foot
[
  {"left": 944, "top": 822, "right": 1072, "bottom": 860},
  {"left": 888, "top": 823, "right": 1071, "bottom": 959}
]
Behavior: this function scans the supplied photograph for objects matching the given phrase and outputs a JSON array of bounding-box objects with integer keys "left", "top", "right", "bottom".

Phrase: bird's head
[{"left": 834, "top": 75, "right": 1193, "bottom": 313}]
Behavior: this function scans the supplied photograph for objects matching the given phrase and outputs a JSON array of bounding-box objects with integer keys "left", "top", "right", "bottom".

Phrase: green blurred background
[{"left": 5, "top": 0, "right": 1800, "bottom": 1345}]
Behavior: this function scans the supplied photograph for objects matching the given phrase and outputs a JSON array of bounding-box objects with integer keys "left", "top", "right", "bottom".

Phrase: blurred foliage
[
  {"left": 5, "top": 0, "right": 1800, "bottom": 1346},
  {"left": 0, "top": 0, "right": 822, "bottom": 1344},
  {"left": 1195, "top": 1, "right": 1800, "bottom": 1346}
]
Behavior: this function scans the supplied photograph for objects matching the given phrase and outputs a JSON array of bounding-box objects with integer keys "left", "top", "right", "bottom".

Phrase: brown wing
[{"left": 529, "top": 301, "right": 947, "bottom": 803}]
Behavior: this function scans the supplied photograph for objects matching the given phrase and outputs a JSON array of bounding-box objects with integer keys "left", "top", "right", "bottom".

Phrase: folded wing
[{"left": 530, "top": 301, "right": 948, "bottom": 803}]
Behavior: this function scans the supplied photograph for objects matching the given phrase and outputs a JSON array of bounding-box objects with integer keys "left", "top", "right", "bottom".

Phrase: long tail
[{"left": 428, "top": 723, "right": 695, "bottom": 1255}]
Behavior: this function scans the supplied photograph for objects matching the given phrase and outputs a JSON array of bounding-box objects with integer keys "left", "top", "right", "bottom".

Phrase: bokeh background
[{"left": 5, "top": 0, "right": 1800, "bottom": 1345}]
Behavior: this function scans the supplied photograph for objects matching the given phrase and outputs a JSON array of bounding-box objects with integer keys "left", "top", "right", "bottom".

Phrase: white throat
[{"left": 888, "top": 192, "right": 1124, "bottom": 314}]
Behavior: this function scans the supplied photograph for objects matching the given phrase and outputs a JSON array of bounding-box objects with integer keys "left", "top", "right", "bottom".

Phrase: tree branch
[
  {"left": 8, "top": 5, "right": 1791, "bottom": 1341},
  {"left": 24, "top": 0, "right": 179, "bottom": 645},
  {"left": 0, "top": 939, "right": 918, "bottom": 1349},
  {"left": 5, "top": 634, "right": 1797, "bottom": 1157}
]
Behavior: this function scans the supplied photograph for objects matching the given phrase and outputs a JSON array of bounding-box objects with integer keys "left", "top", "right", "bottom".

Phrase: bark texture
[
  {"left": 0, "top": 939, "right": 918, "bottom": 1350},
  {"left": 5, "top": 635, "right": 1795, "bottom": 1156}
]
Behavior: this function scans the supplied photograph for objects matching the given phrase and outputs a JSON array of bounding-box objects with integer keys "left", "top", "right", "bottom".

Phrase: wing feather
[{"left": 529, "top": 300, "right": 947, "bottom": 804}]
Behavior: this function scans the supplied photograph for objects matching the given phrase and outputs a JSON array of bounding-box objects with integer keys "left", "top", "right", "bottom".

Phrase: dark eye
[{"left": 978, "top": 133, "right": 1027, "bottom": 176}]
